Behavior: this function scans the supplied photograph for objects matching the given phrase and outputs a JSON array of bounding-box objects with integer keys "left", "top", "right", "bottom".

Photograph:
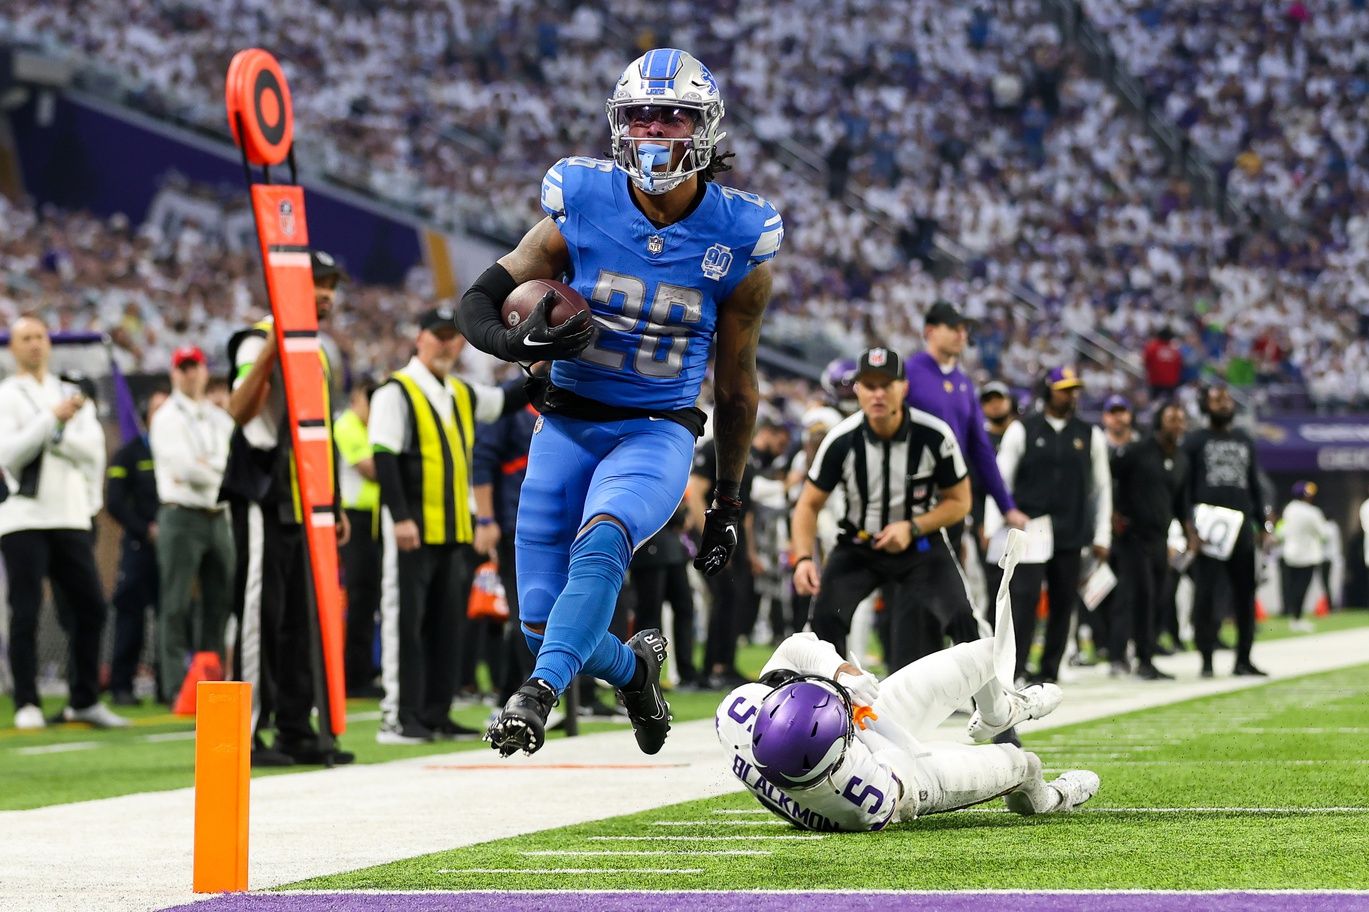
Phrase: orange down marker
[{"left": 193, "top": 681, "right": 251, "bottom": 893}]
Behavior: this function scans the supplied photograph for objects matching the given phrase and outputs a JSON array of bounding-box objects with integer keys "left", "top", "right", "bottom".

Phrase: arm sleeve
[
  {"left": 968, "top": 398, "right": 1017, "bottom": 512},
  {"left": 1247, "top": 437, "right": 1269, "bottom": 522},
  {"left": 933, "top": 424, "right": 968, "bottom": 489},
  {"left": 373, "top": 450, "right": 413, "bottom": 524},
  {"left": 469, "top": 380, "right": 527, "bottom": 424},
  {"left": 457, "top": 263, "right": 519, "bottom": 361},
  {"left": 0, "top": 386, "right": 57, "bottom": 475},
  {"left": 1090, "top": 427, "right": 1112, "bottom": 549},
  {"left": 367, "top": 383, "right": 409, "bottom": 455},
  {"left": 758, "top": 632, "right": 845, "bottom": 680},
  {"left": 995, "top": 421, "right": 1026, "bottom": 490}
]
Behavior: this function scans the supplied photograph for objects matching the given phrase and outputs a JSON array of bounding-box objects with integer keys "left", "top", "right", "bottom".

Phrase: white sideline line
[
  {"left": 520, "top": 850, "right": 772, "bottom": 857},
  {"left": 1047, "top": 759, "right": 1369, "bottom": 766},
  {"left": 140, "top": 732, "right": 195, "bottom": 743},
  {"left": 588, "top": 835, "right": 826, "bottom": 841},
  {"left": 438, "top": 867, "right": 704, "bottom": 875},
  {"left": 14, "top": 742, "right": 99, "bottom": 755},
  {"left": 712, "top": 808, "right": 773, "bottom": 815},
  {"left": 654, "top": 820, "right": 788, "bottom": 827}
]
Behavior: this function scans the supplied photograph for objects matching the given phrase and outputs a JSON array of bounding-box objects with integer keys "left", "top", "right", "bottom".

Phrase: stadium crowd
[{"left": 3, "top": 0, "right": 1368, "bottom": 408}]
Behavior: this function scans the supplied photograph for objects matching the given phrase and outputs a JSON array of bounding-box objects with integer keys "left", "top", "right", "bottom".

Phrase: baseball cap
[
  {"left": 1104, "top": 394, "right": 1130, "bottom": 412},
  {"left": 925, "top": 299, "right": 974, "bottom": 328},
  {"left": 1046, "top": 366, "right": 1085, "bottom": 391},
  {"left": 419, "top": 305, "right": 460, "bottom": 333},
  {"left": 854, "top": 347, "right": 905, "bottom": 383},
  {"left": 172, "top": 345, "right": 206, "bottom": 369},
  {"left": 980, "top": 380, "right": 1011, "bottom": 401},
  {"left": 310, "top": 249, "right": 348, "bottom": 285}
]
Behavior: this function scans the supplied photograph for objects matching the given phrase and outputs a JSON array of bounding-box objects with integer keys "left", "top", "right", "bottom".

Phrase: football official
[
  {"left": 792, "top": 348, "right": 974, "bottom": 672},
  {"left": 1183, "top": 385, "right": 1271, "bottom": 678},
  {"left": 991, "top": 367, "right": 1111, "bottom": 684},
  {"left": 369, "top": 306, "right": 529, "bottom": 745}
]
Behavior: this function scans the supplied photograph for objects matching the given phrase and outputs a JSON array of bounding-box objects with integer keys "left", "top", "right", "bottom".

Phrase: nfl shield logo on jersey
[
  {"left": 701, "top": 244, "right": 733, "bottom": 280},
  {"left": 648, "top": 235, "right": 664, "bottom": 255}
]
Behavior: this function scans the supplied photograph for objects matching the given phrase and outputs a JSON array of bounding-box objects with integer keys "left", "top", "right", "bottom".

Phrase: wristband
[
  {"left": 791, "top": 555, "right": 813, "bottom": 571},
  {"left": 476, "top": 517, "right": 496, "bottom": 527},
  {"left": 714, "top": 479, "right": 742, "bottom": 503}
]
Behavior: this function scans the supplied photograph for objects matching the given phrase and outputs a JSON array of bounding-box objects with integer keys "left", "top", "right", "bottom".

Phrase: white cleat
[
  {"left": 14, "top": 704, "right": 46, "bottom": 730},
  {"left": 61, "top": 702, "right": 129, "bottom": 729},
  {"left": 1005, "top": 769, "right": 1100, "bottom": 816},
  {"left": 967, "top": 683, "right": 1062, "bottom": 743}
]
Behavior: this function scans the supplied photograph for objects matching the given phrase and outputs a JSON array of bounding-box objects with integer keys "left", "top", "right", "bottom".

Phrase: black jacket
[{"left": 107, "top": 436, "right": 159, "bottom": 543}]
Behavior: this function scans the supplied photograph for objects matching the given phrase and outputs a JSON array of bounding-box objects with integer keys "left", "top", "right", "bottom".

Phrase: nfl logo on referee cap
[{"left": 855, "top": 346, "right": 905, "bottom": 382}]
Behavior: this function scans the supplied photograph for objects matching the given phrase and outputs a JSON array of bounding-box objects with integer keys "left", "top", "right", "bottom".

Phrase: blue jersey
[{"left": 539, "top": 157, "right": 783, "bottom": 410}]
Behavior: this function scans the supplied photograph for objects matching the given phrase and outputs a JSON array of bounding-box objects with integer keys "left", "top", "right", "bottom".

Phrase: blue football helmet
[{"left": 607, "top": 48, "right": 727, "bottom": 195}]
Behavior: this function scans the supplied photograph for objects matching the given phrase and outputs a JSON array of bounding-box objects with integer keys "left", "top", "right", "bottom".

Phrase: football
[{"left": 501, "top": 279, "right": 591, "bottom": 329}]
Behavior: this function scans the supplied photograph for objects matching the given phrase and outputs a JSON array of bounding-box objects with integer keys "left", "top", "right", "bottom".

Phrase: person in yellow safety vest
[
  {"left": 334, "top": 377, "right": 383, "bottom": 697},
  {"left": 368, "top": 305, "right": 531, "bottom": 745},
  {"left": 222, "top": 249, "right": 354, "bottom": 768}
]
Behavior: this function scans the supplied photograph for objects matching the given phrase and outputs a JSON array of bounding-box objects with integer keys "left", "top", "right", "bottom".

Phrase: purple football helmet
[
  {"left": 821, "top": 357, "right": 858, "bottom": 406},
  {"left": 751, "top": 678, "right": 853, "bottom": 789}
]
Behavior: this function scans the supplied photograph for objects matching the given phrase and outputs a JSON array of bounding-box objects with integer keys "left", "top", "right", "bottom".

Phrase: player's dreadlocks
[{"left": 702, "top": 149, "right": 736, "bottom": 183}]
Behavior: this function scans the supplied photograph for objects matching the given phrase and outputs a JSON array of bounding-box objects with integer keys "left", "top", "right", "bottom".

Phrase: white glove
[{"left": 836, "top": 652, "right": 880, "bottom": 708}]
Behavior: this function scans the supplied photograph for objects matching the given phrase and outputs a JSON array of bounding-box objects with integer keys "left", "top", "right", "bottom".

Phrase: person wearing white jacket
[
  {"left": 1277, "top": 482, "right": 1333, "bottom": 633},
  {"left": 0, "top": 315, "right": 125, "bottom": 730}
]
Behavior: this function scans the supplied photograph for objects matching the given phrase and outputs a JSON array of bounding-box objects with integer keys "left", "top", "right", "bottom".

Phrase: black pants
[
  {"left": 1008, "top": 547, "right": 1083, "bottom": 681},
  {"left": 230, "top": 500, "right": 321, "bottom": 747},
  {"left": 808, "top": 538, "right": 972, "bottom": 673},
  {"left": 631, "top": 560, "right": 697, "bottom": 682},
  {"left": 1, "top": 528, "right": 107, "bottom": 711},
  {"left": 496, "top": 537, "right": 534, "bottom": 702},
  {"left": 1192, "top": 531, "right": 1258, "bottom": 665},
  {"left": 342, "top": 508, "right": 381, "bottom": 690},
  {"left": 1110, "top": 534, "right": 1167, "bottom": 664},
  {"left": 391, "top": 542, "right": 474, "bottom": 729},
  {"left": 1280, "top": 561, "right": 1316, "bottom": 621},
  {"left": 110, "top": 537, "right": 158, "bottom": 695},
  {"left": 704, "top": 536, "right": 754, "bottom": 673}
]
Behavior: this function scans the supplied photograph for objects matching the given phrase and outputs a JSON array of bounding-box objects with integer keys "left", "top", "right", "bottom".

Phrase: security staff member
[
  {"left": 975, "top": 381, "right": 1019, "bottom": 604},
  {"left": 151, "top": 345, "right": 236, "bottom": 704},
  {"left": 792, "top": 347, "right": 973, "bottom": 672},
  {"left": 1276, "top": 481, "right": 1330, "bottom": 633},
  {"left": 369, "top": 306, "right": 529, "bottom": 744},
  {"left": 0, "top": 314, "right": 126, "bottom": 730},
  {"left": 1183, "top": 385, "right": 1270, "bottom": 678},
  {"left": 1109, "top": 400, "right": 1188, "bottom": 680},
  {"left": 106, "top": 388, "right": 168, "bottom": 705},
  {"left": 991, "top": 367, "right": 1111, "bottom": 684},
  {"left": 223, "top": 250, "right": 353, "bottom": 767},
  {"left": 334, "top": 379, "right": 383, "bottom": 696}
]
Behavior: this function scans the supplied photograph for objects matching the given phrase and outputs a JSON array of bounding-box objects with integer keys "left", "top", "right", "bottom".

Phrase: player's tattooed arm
[
  {"left": 712, "top": 262, "right": 773, "bottom": 486},
  {"left": 497, "top": 218, "right": 570, "bottom": 283},
  {"left": 460, "top": 219, "right": 575, "bottom": 360}
]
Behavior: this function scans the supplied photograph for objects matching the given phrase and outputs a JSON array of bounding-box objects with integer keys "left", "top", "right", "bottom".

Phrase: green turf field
[
  {"left": 2, "top": 612, "right": 1365, "bottom": 812},
  {"left": 289, "top": 663, "right": 1369, "bottom": 892}
]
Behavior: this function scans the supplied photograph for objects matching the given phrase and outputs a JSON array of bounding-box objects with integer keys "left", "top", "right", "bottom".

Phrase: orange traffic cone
[
  {"left": 1037, "top": 588, "right": 1050, "bottom": 621},
  {"left": 1314, "top": 594, "right": 1330, "bottom": 617},
  {"left": 173, "top": 652, "right": 226, "bottom": 716},
  {"left": 1255, "top": 598, "right": 1267, "bottom": 622}
]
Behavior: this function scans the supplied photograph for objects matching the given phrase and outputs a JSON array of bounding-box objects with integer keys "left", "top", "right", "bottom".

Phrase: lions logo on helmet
[{"left": 606, "top": 48, "right": 727, "bottom": 195}]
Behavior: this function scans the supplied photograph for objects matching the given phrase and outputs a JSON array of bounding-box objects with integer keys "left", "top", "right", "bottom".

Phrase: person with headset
[
  {"left": 985, "top": 367, "right": 1111, "bottom": 684},
  {"left": 1108, "top": 400, "right": 1189, "bottom": 679},
  {"left": 1183, "top": 385, "right": 1271, "bottom": 678}
]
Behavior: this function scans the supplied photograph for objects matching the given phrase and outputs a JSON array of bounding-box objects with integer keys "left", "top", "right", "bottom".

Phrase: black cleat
[
  {"left": 617, "top": 629, "right": 672, "bottom": 755},
  {"left": 992, "top": 726, "right": 1023, "bottom": 748},
  {"left": 1135, "top": 662, "right": 1175, "bottom": 681},
  {"left": 1233, "top": 661, "right": 1268, "bottom": 677},
  {"left": 485, "top": 678, "right": 558, "bottom": 757}
]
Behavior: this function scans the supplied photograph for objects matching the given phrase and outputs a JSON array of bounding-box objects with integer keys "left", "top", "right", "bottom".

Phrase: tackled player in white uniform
[{"left": 715, "top": 530, "right": 1099, "bottom": 831}]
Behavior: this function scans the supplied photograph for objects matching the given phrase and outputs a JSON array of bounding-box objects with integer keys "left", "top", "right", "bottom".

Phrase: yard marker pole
[{"left": 193, "top": 681, "right": 251, "bottom": 893}]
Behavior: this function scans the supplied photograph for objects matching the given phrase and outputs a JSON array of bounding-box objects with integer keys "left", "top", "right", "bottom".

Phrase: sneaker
[
  {"left": 1200, "top": 656, "right": 1215, "bottom": 679},
  {"left": 62, "top": 702, "right": 130, "bottom": 729},
  {"left": 250, "top": 747, "right": 295, "bottom": 768},
  {"left": 1233, "top": 661, "right": 1268, "bottom": 677},
  {"left": 1005, "top": 768, "right": 1100, "bottom": 816},
  {"left": 14, "top": 704, "right": 45, "bottom": 730},
  {"left": 1289, "top": 619, "right": 1316, "bottom": 633},
  {"left": 1135, "top": 662, "right": 1174, "bottom": 681},
  {"left": 376, "top": 720, "right": 435, "bottom": 745},
  {"left": 110, "top": 691, "right": 142, "bottom": 707},
  {"left": 433, "top": 718, "right": 482, "bottom": 740},
  {"left": 485, "top": 678, "right": 558, "bottom": 757},
  {"left": 617, "top": 629, "right": 672, "bottom": 755},
  {"left": 1107, "top": 660, "right": 1131, "bottom": 678},
  {"left": 277, "top": 737, "right": 356, "bottom": 766},
  {"left": 967, "top": 683, "right": 1062, "bottom": 743}
]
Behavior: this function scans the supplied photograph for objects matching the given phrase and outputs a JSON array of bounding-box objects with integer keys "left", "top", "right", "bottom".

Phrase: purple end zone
[{"left": 162, "top": 891, "right": 1369, "bottom": 912}]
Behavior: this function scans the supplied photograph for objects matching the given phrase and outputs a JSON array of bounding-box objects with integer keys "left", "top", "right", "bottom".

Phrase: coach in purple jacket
[{"left": 907, "top": 301, "right": 1029, "bottom": 542}]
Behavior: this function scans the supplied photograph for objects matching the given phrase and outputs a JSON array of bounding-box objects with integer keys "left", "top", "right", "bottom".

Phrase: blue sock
[
  {"left": 520, "top": 624, "right": 545, "bottom": 657},
  {"left": 530, "top": 521, "right": 637, "bottom": 693}
]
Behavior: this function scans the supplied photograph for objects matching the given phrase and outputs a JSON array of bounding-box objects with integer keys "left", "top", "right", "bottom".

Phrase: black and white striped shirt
[{"left": 807, "top": 407, "right": 967, "bottom": 535}]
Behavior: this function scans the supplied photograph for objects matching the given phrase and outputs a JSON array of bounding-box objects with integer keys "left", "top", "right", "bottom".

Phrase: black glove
[
  {"left": 505, "top": 292, "right": 593, "bottom": 362},
  {"left": 693, "top": 495, "right": 743, "bottom": 577}
]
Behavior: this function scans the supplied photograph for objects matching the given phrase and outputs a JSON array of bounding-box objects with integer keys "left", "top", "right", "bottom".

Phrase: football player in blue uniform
[{"left": 458, "top": 48, "right": 783, "bottom": 757}]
